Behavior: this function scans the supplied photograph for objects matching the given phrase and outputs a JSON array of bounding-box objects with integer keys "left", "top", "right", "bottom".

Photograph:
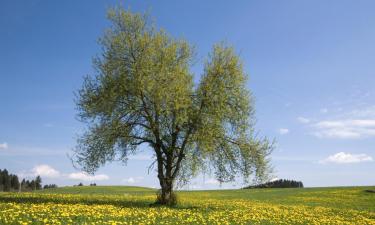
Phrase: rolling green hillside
[
  {"left": 37, "top": 185, "right": 375, "bottom": 211},
  {"left": 38, "top": 185, "right": 156, "bottom": 195},
  {"left": 1, "top": 185, "right": 374, "bottom": 224}
]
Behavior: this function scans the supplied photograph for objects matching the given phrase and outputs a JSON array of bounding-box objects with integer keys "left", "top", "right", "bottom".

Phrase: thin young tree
[
  {"left": 35, "top": 176, "right": 42, "bottom": 190},
  {"left": 74, "top": 7, "right": 273, "bottom": 205}
]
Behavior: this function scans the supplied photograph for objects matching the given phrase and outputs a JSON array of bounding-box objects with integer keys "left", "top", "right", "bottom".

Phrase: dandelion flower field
[{"left": 0, "top": 186, "right": 374, "bottom": 224}]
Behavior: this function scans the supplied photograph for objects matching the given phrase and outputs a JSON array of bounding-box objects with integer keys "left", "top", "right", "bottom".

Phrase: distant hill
[
  {"left": 244, "top": 179, "right": 304, "bottom": 189},
  {"left": 38, "top": 186, "right": 156, "bottom": 195}
]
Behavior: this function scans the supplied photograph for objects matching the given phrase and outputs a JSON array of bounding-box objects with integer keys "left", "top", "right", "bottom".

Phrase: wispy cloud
[
  {"left": 32, "top": 164, "right": 60, "bottom": 178},
  {"left": 313, "top": 119, "right": 375, "bottom": 139},
  {"left": 67, "top": 172, "right": 109, "bottom": 181},
  {"left": 348, "top": 106, "right": 375, "bottom": 118},
  {"left": 18, "top": 164, "right": 109, "bottom": 181},
  {"left": 320, "top": 152, "right": 373, "bottom": 164},
  {"left": 0, "top": 142, "right": 8, "bottom": 150},
  {"left": 278, "top": 128, "right": 289, "bottom": 135},
  {"left": 297, "top": 117, "right": 310, "bottom": 124},
  {"left": 298, "top": 106, "right": 375, "bottom": 139},
  {"left": 204, "top": 178, "right": 219, "bottom": 185},
  {"left": 185, "top": 184, "right": 202, "bottom": 190},
  {"left": 122, "top": 176, "right": 144, "bottom": 184},
  {"left": 320, "top": 108, "right": 328, "bottom": 114}
]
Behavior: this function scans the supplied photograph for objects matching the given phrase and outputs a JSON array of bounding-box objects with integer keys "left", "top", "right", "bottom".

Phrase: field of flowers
[{"left": 0, "top": 186, "right": 374, "bottom": 224}]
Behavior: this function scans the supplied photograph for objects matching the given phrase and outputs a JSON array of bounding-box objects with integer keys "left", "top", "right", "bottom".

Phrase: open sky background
[{"left": 1, "top": 0, "right": 374, "bottom": 189}]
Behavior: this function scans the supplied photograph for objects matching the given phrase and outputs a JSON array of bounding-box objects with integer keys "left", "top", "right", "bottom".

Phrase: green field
[
  {"left": 38, "top": 185, "right": 156, "bottom": 195},
  {"left": 0, "top": 186, "right": 374, "bottom": 224}
]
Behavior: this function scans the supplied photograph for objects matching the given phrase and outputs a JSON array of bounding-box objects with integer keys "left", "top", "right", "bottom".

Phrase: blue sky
[{"left": 1, "top": 0, "right": 374, "bottom": 189}]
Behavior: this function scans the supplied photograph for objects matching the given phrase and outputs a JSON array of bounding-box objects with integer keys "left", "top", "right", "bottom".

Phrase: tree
[
  {"left": 30, "top": 180, "right": 35, "bottom": 191},
  {"left": 2, "top": 169, "right": 11, "bottom": 192},
  {"left": 10, "top": 175, "right": 19, "bottom": 190},
  {"left": 73, "top": 8, "right": 273, "bottom": 205},
  {"left": 0, "top": 169, "right": 3, "bottom": 191},
  {"left": 43, "top": 184, "right": 58, "bottom": 189},
  {"left": 21, "top": 179, "right": 26, "bottom": 191},
  {"left": 244, "top": 179, "right": 304, "bottom": 189},
  {"left": 35, "top": 176, "right": 42, "bottom": 190}
]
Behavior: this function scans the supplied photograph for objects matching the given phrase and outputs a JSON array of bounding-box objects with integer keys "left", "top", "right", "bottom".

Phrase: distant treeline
[
  {"left": 0, "top": 169, "right": 57, "bottom": 192},
  {"left": 74, "top": 183, "right": 97, "bottom": 187},
  {"left": 244, "top": 179, "right": 304, "bottom": 189},
  {"left": 43, "top": 184, "right": 58, "bottom": 189},
  {"left": 0, "top": 169, "right": 20, "bottom": 191}
]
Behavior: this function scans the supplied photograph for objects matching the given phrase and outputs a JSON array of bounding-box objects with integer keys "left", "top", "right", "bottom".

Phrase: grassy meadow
[{"left": 0, "top": 186, "right": 374, "bottom": 224}]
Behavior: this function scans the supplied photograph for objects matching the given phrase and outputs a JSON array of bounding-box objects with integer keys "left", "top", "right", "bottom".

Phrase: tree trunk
[
  {"left": 157, "top": 175, "right": 175, "bottom": 205},
  {"left": 154, "top": 144, "right": 180, "bottom": 206}
]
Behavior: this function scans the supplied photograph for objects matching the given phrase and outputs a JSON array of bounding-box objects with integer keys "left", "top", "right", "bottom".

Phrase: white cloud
[
  {"left": 320, "top": 152, "right": 373, "bottom": 164},
  {"left": 122, "top": 176, "right": 144, "bottom": 184},
  {"left": 189, "top": 185, "right": 202, "bottom": 189},
  {"left": 18, "top": 164, "right": 109, "bottom": 182},
  {"left": 68, "top": 172, "right": 109, "bottom": 181},
  {"left": 32, "top": 165, "right": 60, "bottom": 178},
  {"left": 297, "top": 106, "right": 375, "bottom": 139},
  {"left": 0, "top": 142, "right": 8, "bottom": 149},
  {"left": 297, "top": 117, "right": 310, "bottom": 124},
  {"left": 348, "top": 106, "right": 375, "bottom": 118},
  {"left": 313, "top": 119, "right": 375, "bottom": 139},
  {"left": 125, "top": 177, "right": 135, "bottom": 184},
  {"left": 278, "top": 128, "right": 289, "bottom": 135},
  {"left": 204, "top": 178, "right": 219, "bottom": 185},
  {"left": 270, "top": 177, "right": 279, "bottom": 182},
  {"left": 181, "top": 182, "right": 202, "bottom": 190}
]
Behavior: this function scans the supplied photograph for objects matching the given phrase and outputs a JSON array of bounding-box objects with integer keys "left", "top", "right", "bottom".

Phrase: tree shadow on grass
[
  {"left": 0, "top": 195, "right": 149, "bottom": 208},
  {"left": 0, "top": 195, "right": 200, "bottom": 210}
]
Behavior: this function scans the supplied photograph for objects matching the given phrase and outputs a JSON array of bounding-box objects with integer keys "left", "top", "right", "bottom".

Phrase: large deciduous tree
[{"left": 74, "top": 8, "right": 273, "bottom": 205}]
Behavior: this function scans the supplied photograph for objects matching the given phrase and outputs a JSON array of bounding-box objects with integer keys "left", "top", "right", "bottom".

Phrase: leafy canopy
[{"left": 74, "top": 8, "right": 273, "bottom": 186}]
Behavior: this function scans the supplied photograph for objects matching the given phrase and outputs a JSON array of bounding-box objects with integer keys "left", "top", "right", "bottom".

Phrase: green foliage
[
  {"left": 0, "top": 169, "right": 12, "bottom": 191},
  {"left": 74, "top": 7, "right": 274, "bottom": 204},
  {"left": 35, "top": 176, "right": 42, "bottom": 190},
  {"left": 0, "top": 169, "right": 46, "bottom": 192},
  {"left": 43, "top": 184, "right": 58, "bottom": 189},
  {"left": 244, "top": 179, "right": 304, "bottom": 189}
]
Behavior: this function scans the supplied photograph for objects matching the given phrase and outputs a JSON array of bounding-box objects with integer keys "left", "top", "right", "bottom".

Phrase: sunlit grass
[{"left": 0, "top": 186, "right": 374, "bottom": 224}]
